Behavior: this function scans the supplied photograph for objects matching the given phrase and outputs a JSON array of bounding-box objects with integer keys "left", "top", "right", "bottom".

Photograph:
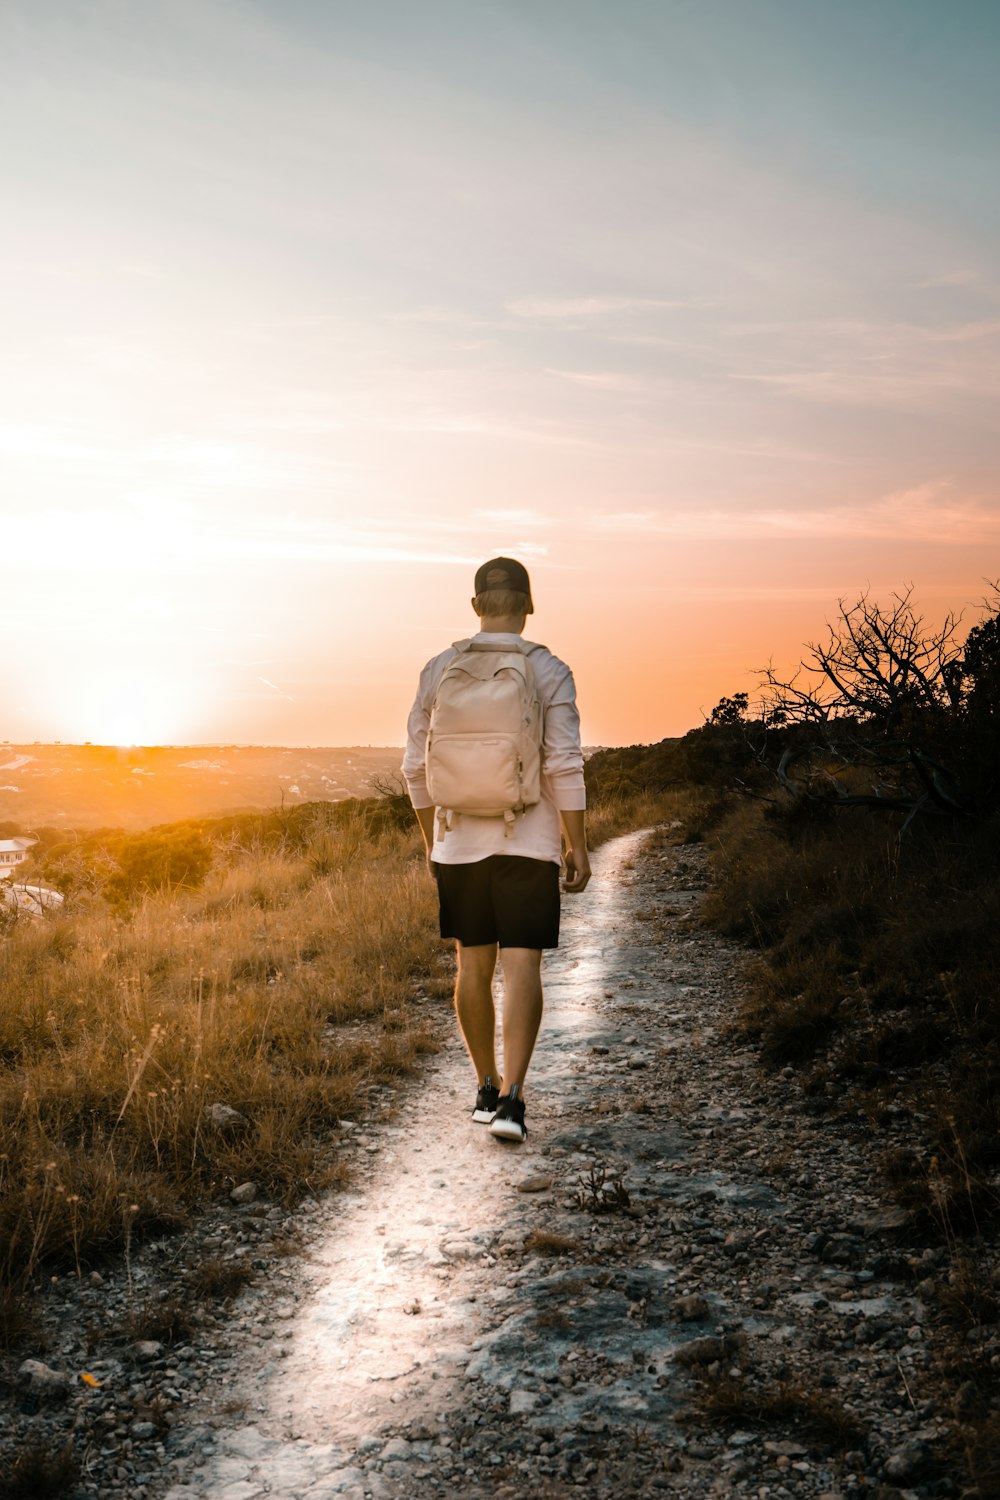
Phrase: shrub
[{"left": 107, "top": 828, "right": 213, "bottom": 902}]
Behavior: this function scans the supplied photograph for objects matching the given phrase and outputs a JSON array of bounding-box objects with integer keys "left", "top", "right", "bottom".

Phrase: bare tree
[
  {"left": 755, "top": 588, "right": 995, "bottom": 827},
  {"left": 369, "top": 771, "right": 407, "bottom": 800}
]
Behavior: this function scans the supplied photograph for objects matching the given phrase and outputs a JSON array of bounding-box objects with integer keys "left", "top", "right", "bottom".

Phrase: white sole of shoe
[
  {"left": 489, "top": 1118, "right": 526, "bottom": 1142},
  {"left": 471, "top": 1108, "right": 496, "bottom": 1123}
]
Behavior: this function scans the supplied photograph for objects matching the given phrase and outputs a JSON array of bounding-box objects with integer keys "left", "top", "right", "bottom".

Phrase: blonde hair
[{"left": 473, "top": 588, "right": 530, "bottom": 618}]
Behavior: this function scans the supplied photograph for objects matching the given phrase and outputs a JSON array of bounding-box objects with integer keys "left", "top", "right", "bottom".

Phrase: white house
[{"left": 0, "top": 836, "right": 37, "bottom": 879}]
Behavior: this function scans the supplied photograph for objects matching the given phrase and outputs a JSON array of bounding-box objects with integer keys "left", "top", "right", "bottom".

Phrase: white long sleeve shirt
[{"left": 402, "top": 631, "right": 586, "bottom": 865}]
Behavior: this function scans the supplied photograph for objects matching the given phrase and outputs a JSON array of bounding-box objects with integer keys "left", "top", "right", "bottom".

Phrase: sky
[{"left": 2, "top": 0, "right": 998, "bottom": 748}]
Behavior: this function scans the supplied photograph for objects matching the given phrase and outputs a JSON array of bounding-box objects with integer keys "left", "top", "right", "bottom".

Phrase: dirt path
[{"left": 137, "top": 826, "right": 952, "bottom": 1498}]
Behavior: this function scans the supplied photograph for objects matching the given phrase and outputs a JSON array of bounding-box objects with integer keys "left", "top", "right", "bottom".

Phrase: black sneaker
[
  {"left": 472, "top": 1075, "right": 500, "bottom": 1124},
  {"left": 489, "top": 1085, "right": 527, "bottom": 1143}
]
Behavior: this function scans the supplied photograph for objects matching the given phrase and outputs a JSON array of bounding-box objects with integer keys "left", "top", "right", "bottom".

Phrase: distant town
[{"left": 0, "top": 744, "right": 407, "bottom": 833}]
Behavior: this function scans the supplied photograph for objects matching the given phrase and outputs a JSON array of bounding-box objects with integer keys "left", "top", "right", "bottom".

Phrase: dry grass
[
  {"left": 701, "top": 793, "right": 1000, "bottom": 1234},
  {"left": 687, "top": 1372, "right": 866, "bottom": 1452},
  {"left": 125, "top": 1294, "right": 202, "bottom": 1345},
  {"left": 0, "top": 1435, "right": 80, "bottom": 1500},
  {"left": 0, "top": 811, "right": 449, "bottom": 1342},
  {"left": 691, "top": 779, "right": 1000, "bottom": 1496},
  {"left": 523, "top": 1229, "right": 578, "bottom": 1256},
  {"left": 574, "top": 1163, "right": 632, "bottom": 1214},
  {"left": 932, "top": 1261, "right": 1000, "bottom": 1333},
  {"left": 586, "top": 786, "right": 715, "bottom": 849},
  {"left": 183, "top": 1256, "right": 257, "bottom": 1300},
  {"left": 963, "top": 1414, "right": 1000, "bottom": 1496}
]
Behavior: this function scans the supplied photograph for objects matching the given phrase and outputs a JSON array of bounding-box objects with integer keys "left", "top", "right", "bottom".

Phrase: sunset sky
[{"left": 2, "top": 0, "right": 998, "bottom": 748}]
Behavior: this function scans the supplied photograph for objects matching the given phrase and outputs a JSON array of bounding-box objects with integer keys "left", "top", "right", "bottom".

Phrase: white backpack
[{"left": 426, "top": 639, "right": 544, "bottom": 835}]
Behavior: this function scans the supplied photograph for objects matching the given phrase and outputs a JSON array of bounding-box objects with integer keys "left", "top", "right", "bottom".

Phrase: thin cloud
[
  {"left": 507, "top": 296, "right": 716, "bottom": 320},
  {"left": 388, "top": 305, "right": 512, "bottom": 330},
  {"left": 924, "top": 320, "right": 1000, "bottom": 344},
  {"left": 728, "top": 362, "right": 1000, "bottom": 407},
  {"left": 916, "top": 269, "right": 978, "bottom": 289},
  {"left": 257, "top": 676, "right": 296, "bottom": 702},
  {"left": 545, "top": 368, "right": 633, "bottom": 390},
  {"left": 590, "top": 485, "right": 1000, "bottom": 545},
  {"left": 721, "top": 314, "right": 1000, "bottom": 407},
  {"left": 474, "top": 508, "right": 552, "bottom": 529}
]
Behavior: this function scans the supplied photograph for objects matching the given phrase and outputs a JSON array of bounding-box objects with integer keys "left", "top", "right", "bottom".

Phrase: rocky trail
[{"left": 9, "top": 827, "right": 965, "bottom": 1499}]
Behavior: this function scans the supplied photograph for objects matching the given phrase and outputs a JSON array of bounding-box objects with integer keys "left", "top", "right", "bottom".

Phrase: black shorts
[{"left": 434, "top": 855, "right": 561, "bottom": 949}]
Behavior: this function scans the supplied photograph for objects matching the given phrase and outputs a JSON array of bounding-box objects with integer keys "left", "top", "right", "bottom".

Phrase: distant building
[{"left": 0, "top": 836, "right": 36, "bottom": 879}]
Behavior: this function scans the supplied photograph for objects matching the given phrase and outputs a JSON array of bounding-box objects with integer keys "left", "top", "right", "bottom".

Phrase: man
[{"left": 402, "top": 557, "right": 591, "bottom": 1144}]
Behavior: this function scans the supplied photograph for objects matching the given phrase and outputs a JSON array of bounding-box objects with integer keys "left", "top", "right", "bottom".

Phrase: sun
[
  {"left": 61, "top": 670, "right": 193, "bottom": 747},
  {"left": 104, "top": 713, "right": 143, "bottom": 749}
]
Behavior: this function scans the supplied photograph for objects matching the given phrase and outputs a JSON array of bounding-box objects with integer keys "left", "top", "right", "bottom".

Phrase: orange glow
[{"left": 1, "top": 6, "right": 996, "bottom": 749}]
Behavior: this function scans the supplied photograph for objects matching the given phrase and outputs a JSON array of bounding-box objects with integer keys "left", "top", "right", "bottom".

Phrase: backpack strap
[
  {"left": 456, "top": 638, "right": 547, "bottom": 655},
  {"left": 436, "top": 807, "right": 454, "bottom": 839}
]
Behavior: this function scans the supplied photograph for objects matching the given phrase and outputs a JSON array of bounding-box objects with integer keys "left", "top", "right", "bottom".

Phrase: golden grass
[
  {"left": 586, "top": 786, "right": 710, "bottom": 849},
  {"left": 0, "top": 815, "right": 450, "bottom": 1338}
]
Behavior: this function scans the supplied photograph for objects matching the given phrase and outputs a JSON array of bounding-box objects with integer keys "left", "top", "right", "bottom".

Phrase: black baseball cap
[{"left": 473, "top": 556, "right": 534, "bottom": 613}]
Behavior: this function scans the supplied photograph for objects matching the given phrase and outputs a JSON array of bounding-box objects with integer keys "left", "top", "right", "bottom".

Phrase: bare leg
[
  {"left": 497, "top": 947, "right": 543, "bottom": 1093},
  {"left": 454, "top": 942, "right": 499, "bottom": 1084}
]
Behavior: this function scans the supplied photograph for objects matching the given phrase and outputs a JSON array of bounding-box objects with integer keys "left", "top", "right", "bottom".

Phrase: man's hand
[
  {"left": 562, "top": 847, "right": 591, "bottom": 894},
  {"left": 415, "top": 807, "right": 437, "bottom": 880}
]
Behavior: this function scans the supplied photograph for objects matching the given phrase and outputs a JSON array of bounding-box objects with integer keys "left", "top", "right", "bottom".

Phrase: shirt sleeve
[
  {"left": 402, "top": 662, "right": 434, "bottom": 810},
  {"left": 540, "top": 663, "right": 587, "bottom": 811}
]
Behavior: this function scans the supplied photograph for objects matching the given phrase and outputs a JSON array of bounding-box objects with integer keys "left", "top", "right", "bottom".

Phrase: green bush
[{"left": 107, "top": 828, "right": 213, "bottom": 902}]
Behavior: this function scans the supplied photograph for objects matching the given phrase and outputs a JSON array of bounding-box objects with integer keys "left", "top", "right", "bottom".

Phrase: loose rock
[
  {"left": 19, "top": 1359, "right": 70, "bottom": 1396},
  {"left": 205, "top": 1102, "right": 248, "bottom": 1133}
]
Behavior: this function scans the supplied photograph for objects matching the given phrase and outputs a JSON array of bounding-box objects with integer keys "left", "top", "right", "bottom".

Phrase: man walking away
[{"left": 402, "top": 557, "right": 591, "bottom": 1144}]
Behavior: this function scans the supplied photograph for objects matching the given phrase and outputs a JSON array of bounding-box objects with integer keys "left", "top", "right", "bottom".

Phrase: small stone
[
  {"left": 516, "top": 1175, "right": 554, "bottom": 1194},
  {"left": 205, "top": 1103, "right": 248, "bottom": 1133},
  {"left": 131, "top": 1341, "right": 165, "bottom": 1363},
  {"left": 850, "top": 1207, "right": 911, "bottom": 1236},
  {"left": 89, "top": 1270, "right": 105, "bottom": 1287},
  {"left": 883, "top": 1441, "right": 926, "bottom": 1481},
  {"left": 673, "top": 1333, "right": 745, "bottom": 1366},
  {"left": 765, "top": 1439, "right": 809, "bottom": 1458},
  {"left": 230, "top": 1182, "right": 258, "bottom": 1204},
  {"left": 19, "top": 1358, "right": 70, "bottom": 1396},
  {"left": 673, "top": 1293, "right": 710, "bottom": 1321},
  {"left": 130, "top": 1420, "right": 158, "bottom": 1439},
  {"left": 381, "top": 1437, "right": 413, "bottom": 1461}
]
